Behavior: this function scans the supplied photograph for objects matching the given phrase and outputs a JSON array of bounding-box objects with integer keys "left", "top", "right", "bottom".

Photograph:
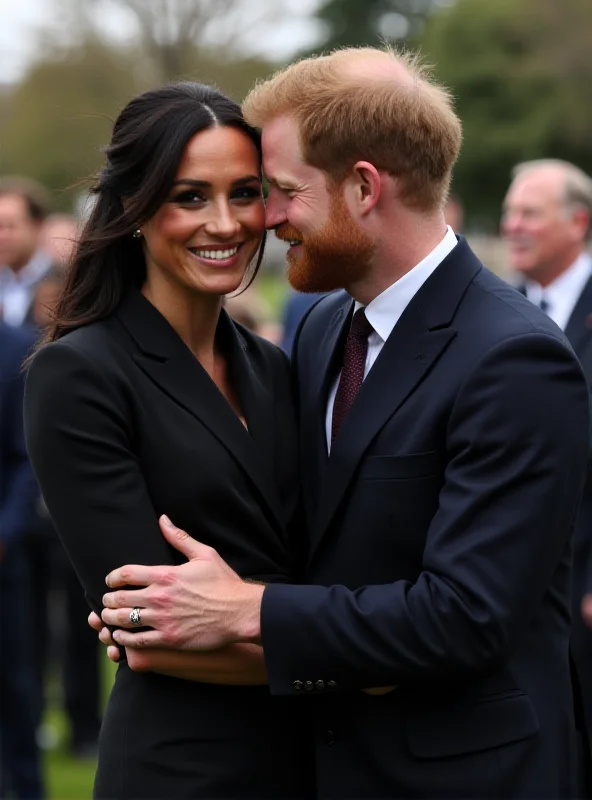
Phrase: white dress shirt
[
  {"left": 0, "top": 249, "right": 53, "bottom": 327},
  {"left": 325, "top": 226, "right": 458, "bottom": 450},
  {"left": 524, "top": 252, "right": 592, "bottom": 332}
]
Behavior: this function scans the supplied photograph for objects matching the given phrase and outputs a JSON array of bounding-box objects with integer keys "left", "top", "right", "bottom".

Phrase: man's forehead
[{"left": 509, "top": 168, "right": 566, "bottom": 203}]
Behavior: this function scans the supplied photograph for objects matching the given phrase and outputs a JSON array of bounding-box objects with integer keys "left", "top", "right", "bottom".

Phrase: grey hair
[{"left": 512, "top": 159, "right": 592, "bottom": 240}]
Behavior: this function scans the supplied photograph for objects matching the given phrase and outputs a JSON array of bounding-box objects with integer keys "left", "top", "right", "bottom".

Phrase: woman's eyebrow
[{"left": 171, "top": 176, "right": 261, "bottom": 188}]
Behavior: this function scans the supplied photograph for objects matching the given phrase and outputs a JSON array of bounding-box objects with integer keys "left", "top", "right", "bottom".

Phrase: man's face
[
  {"left": 262, "top": 115, "right": 374, "bottom": 293},
  {"left": 501, "top": 170, "right": 584, "bottom": 284},
  {"left": 0, "top": 194, "right": 41, "bottom": 271}
]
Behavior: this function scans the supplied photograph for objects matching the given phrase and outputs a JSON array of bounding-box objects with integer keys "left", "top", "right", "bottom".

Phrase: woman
[{"left": 24, "top": 83, "right": 313, "bottom": 799}]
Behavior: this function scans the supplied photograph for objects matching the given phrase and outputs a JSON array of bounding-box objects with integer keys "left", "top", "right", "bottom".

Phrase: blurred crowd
[{"left": 1, "top": 159, "right": 592, "bottom": 798}]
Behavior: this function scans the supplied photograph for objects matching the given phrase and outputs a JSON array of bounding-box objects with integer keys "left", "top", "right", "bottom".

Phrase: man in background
[
  {"left": 502, "top": 158, "right": 592, "bottom": 734},
  {"left": 0, "top": 321, "right": 43, "bottom": 799},
  {"left": 0, "top": 177, "right": 53, "bottom": 327}
]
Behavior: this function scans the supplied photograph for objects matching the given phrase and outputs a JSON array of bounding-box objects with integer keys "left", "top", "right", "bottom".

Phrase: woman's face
[{"left": 141, "top": 126, "right": 264, "bottom": 298}]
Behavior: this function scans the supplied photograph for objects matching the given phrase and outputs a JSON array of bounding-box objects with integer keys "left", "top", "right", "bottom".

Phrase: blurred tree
[
  {"left": 419, "top": 0, "right": 592, "bottom": 225},
  {"left": 307, "top": 0, "right": 446, "bottom": 51},
  {"left": 89, "top": 0, "right": 280, "bottom": 84},
  {"left": 2, "top": 38, "right": 138, "bottom": 211},
  {"left": 2, "top": 0, "right": 279, "bottom": 210}
]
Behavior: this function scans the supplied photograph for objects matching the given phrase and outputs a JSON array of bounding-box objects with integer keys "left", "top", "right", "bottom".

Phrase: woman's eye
[
  {"left": 174, "top": 191, "right": 205, "bottom": 205},
  {"left": 232, "top": 187, "right": 262, "bottom": 201}
]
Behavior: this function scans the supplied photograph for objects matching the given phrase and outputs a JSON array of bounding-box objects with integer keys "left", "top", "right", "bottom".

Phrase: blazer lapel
[
  {"left": 299, "top": 295, "right": 353, "bottom": 527},
  {"left": 115, "top": 290, "right": 286, "bottom": 537},
  {"left": 309, "top": 238, "right": 482, "bottom": 560},
  {"left": 564, "top": 273, "right": 592, "bottom": 354}
]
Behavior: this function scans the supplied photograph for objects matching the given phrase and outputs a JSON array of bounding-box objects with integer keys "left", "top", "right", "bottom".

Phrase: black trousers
[
  {"left": 26, "top": 519, "right": 101, "bottom": 748},
  {"left": 0, "top": 546, "right": 44, "bottom": 799}
]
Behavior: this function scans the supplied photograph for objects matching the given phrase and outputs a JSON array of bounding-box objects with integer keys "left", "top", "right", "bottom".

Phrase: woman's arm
[
  {"left": 90, "top": 611, "right": 267, "bottom": 683},
  {"left": 127, "top": 644, "right": 267, "bottom": 684},
  {"left": 24, "top": 339, "right": 176, "bottom": 617}
]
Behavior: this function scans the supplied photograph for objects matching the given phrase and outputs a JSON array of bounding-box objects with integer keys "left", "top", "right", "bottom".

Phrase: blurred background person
[
  {"left": 501, "top": 158, "right": 592, "bottom": 735},
  {"left": 0, "top": 320, "right": 44, "bottom": 799},
  {"left": 0, "top": 178, "right": 53, "bottom": 327},
  {"left": 225, "top": 289, "right": 282, "bottom": 344},
  {"left": 39, "top": 213, "right": 79, "bottom": 274},
  {"left": 26, "top": 269, "right": 103, "bottom": 759}
]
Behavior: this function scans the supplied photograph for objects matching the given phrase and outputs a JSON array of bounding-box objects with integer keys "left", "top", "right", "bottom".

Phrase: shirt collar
[
  {"left": 524, "top": 252, "right": 592, "bottom": 308},
  {"left": 354, "top": 226, "right": 458, "bottom": 343},
  {"left": 0, "top": 249, "right": 52, "bottom": 287}
]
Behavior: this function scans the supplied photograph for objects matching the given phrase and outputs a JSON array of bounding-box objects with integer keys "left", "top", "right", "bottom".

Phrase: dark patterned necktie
[{"left": 331, "top": 308, "right": 374, "bottom": 445}]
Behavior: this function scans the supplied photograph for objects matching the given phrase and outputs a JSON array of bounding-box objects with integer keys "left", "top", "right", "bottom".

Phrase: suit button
[
  {"left": 325, "top": 729, "right": 336, "bottom": 746},
  {"left": 293, "top": 680, "right": 303, "bottom": 691},
  {"left": 327, "top": 680, "right": 337, "bottom": 691},
  {"left": 304, "top": 680, "right": 314, "bottom": 692},
  {"left": 315, "top": 680, "right": 326, "bottom": 691}
]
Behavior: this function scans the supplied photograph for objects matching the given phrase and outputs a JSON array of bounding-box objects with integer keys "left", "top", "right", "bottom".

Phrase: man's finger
[
  {"left": 102, "top": 588, "right": 149, "bottom": 609},
  {"left": 102, "top": 606, "right": 156, "bottom": 629},
  {"left": 88, "top": 611, "right": 102, "bottom": 632},
  {"left": 111, "top": 629, "right": 165, "bottom": 649},
  {"left": 105, "top": 564, "right": 159, "bottom": 588},
  {"left": 159, "top": 515, "right": 210, "bottom": 561},
  {"left": 99, "top": 626, "right": 114, "bottom": 646},
  {"left": 107, "top": 645, "right": 121, "bottom": 663}
]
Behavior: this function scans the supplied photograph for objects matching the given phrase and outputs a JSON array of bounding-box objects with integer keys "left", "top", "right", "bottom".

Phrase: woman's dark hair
[{"left": 45, "top": 82, "right": 266, "bottom": 343}]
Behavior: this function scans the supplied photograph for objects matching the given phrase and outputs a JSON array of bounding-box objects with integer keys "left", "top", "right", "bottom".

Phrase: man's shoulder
[{"left": 0, "top": 322, "right": 37, "bottom": 371}]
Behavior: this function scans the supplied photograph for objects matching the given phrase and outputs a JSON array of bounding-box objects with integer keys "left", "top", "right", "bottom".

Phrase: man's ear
[{"left": 347, "top": 161, "right": 382, "bottom": 217}]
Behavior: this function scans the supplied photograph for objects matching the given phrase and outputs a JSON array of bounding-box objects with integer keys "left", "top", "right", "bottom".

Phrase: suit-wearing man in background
[
  {"left": 502, "top": 159, "right": 592, "bottom": 736},
  {"left": 0, "top": 177, "right": 53, "bottom": 328},
  {"left": 0, "top": 177, "right": 101, "bottom": 757},
  {"left": 0, "top": 322, "right": 44, "bottom": 799},
  {"left": 98, "top": 48, "right": 590, "bottom": 797}
]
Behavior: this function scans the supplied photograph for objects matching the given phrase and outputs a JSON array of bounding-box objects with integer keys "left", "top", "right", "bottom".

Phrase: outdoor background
[{"left": 2, "top": 0, "right": 591, "bottom": 796}]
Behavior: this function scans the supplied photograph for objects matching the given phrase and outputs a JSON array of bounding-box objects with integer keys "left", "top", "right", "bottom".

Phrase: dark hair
[
  {"left": 45, "top": 82, "right": 266, "bottom": 343},
  {"left": 0, "top": 176, "right": 50, "bottom": 222}
]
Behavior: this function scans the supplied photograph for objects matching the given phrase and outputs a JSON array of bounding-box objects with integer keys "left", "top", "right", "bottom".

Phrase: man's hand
[
  {"left": 101, "top": 515, "right": 264, "bottom": 651},
  {"left": 89, "top": 611, "right": 121, "bottom": 663},
  {"left": 582, "top": 593, "right": 592, "bottom": 628}
]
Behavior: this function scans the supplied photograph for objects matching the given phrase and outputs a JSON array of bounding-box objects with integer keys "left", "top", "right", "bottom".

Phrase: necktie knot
[{"left": 350, "top": 308, "right": 373, "bottom": 339}]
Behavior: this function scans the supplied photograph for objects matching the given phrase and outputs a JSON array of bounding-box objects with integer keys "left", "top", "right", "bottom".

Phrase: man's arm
[
  {"left": 101, "top": 333, "right": 588, "bottom": 693},
  {"left": 0, "top": 329, "right": 37, "bottom": 553},
  {"left": 259, "top": 332, "right": 589, "bottom": 693}
]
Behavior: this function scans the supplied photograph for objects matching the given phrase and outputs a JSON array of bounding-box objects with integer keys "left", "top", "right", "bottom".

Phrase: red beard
[{"left": 275, "top": 190, "right": 375, "bottom": 293}]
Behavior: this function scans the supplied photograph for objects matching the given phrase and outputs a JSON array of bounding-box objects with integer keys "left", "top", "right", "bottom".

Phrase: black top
[{"left": 24, "top": 290, "right": 313, "bottom": 799}]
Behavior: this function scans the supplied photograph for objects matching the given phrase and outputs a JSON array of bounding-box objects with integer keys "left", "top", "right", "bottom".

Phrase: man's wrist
[{"left": 234, "top": 583, "right": 265, "bottom": 645}]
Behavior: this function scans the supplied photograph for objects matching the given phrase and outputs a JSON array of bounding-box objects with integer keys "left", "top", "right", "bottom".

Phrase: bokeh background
[{"left": 2, "top": 1, "right": 592, "bottom": 796}]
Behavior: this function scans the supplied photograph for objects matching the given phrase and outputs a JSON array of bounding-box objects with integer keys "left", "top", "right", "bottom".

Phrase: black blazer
[
  {"left": 261, "top": 239, "right": 590, "bottom": 799},
  {"left": 24, "top": 290, "right": 313, "bottom": 799}
]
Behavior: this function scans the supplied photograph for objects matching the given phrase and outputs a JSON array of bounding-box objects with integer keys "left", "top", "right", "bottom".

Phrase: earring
[{"left": 132, "top": 229, "right": 142, "bottom": 239}]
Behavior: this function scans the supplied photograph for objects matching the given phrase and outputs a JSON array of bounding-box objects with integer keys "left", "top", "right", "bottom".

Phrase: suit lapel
[
  {"left": 308, "top": 238, "right": 482, "bottom": 560},
  {"left": 564, "top": 273, "right": 592, "bottom": 354},
  {"left": 116, "top": 290, "right": 286, "bottom": 537},
  {"left": 300, "top": 296, "right": 353, "bottom": 526}
]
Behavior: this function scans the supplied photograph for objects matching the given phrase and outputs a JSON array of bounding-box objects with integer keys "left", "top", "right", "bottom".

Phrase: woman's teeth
[{"left": 191, "top": 246, "right": 239, "bottom": 260}]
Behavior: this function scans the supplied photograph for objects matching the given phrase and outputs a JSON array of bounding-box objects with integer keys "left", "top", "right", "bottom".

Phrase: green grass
[{"left": 44, "top": 657, "right": 116, "bottom": 800}]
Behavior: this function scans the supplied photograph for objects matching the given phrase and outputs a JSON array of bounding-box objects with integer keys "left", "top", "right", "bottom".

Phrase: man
[
  {"left": 0, "top": 177, "right": 53, "bottom": 327},
  {"left": 502, "top": 159, "right": 592, "bottom": 734},
  {"left": 0, "top": 322, "right": 44, "bottom": 799},
  {"left": 100, "top": 48, "right": 590, "bottom": 797}
]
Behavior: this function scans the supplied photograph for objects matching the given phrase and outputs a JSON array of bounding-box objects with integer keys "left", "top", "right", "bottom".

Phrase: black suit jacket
[
  {"left": 24, "top": 290, "right": 313, "bottom": 799},
  {"left": 0, "top": 322, "right": 36, "bottom": 550},
  {"left": 261, "top": 239, "right": 590, "bottom": 799}
]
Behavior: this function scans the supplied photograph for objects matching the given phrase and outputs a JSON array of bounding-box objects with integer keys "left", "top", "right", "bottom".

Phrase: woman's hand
[{"left": 88, "top": 611, "right": 121, "bottom": 663}]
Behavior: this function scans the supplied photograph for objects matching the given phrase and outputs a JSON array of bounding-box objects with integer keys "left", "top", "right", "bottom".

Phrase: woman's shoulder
[{"left": 28, "top": 316, "right": 126, "bottom": 384}]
